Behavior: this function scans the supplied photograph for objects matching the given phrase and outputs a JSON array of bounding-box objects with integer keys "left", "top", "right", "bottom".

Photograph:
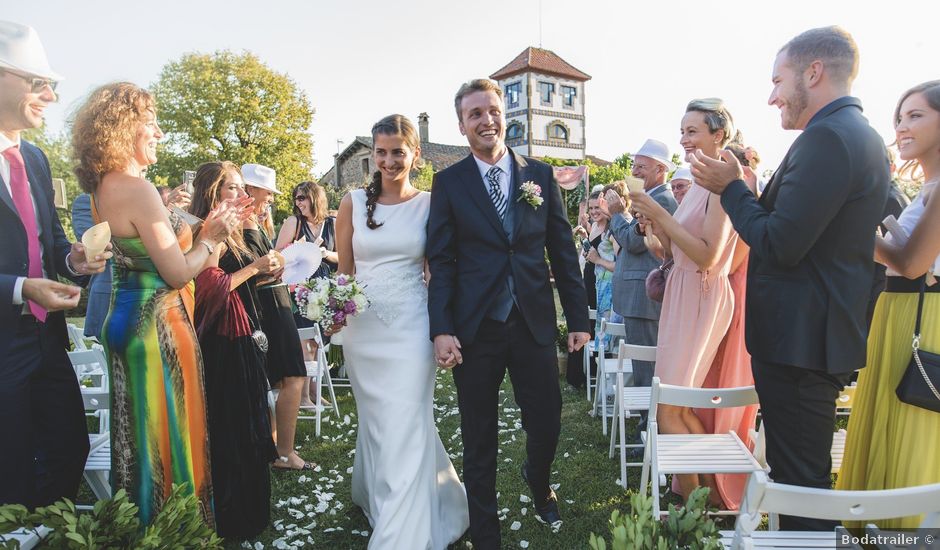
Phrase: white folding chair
[
  {"left": 68, "top": 347, "right": 112, "bottom": 503},
  {"left": 584, "top": 308, "right": 597, "bottom": 402},
  {"left": 722, "top": 470, "right": 940, "bottom": 549},
  {"left": 79, "top": 383, "right": 112, "bottom": 503},
  {"left": 67, "top": 323, "right": 88, "bottom": 350},
  {"left": 591, "top": 319, "right": 628, "bottom": 434},
  {"left": 1, "top": 526, "right": 51, "bottom": 550},
  {"left": 750, "top": 384, "right": 856, "bottom": 479},
  {"left": 608, "top": 341, "right": 657, "bottom": 488},
  {"left": 68, "top": 348, "right": 108, "bottom": 391},
  {"left": 297, "top": 326, "right": 340, "bottom": 436},
  {"left": 640, "top": 377, "right": 763, "bottom": 518},
  {"left": 67, "top": 322, "right": 100, "bottom": 351}
]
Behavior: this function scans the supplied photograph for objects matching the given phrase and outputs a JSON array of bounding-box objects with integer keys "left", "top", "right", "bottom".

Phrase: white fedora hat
[
  {"left": 0, "top": 21, "right": 62, "bottom": 81},
  {"left": 241, "top": 163, "right": 281, "bottom": 194},
  {"left": 634, "top": 139, "right": 676, "bottom": 173},
  {"left": 670, "top": 166, "right": 692, "bottom": 182}
]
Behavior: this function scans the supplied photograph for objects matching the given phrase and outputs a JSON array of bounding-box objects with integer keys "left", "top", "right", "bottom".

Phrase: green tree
[
  {"left": 149, "top": 50, "right": 315, "bottom": 221},
  {"left": 23, "top": 127, "right": 80, "bottom": 241},
  {"left": 412, "top": 162, "right": 435, "bottom": 192}
]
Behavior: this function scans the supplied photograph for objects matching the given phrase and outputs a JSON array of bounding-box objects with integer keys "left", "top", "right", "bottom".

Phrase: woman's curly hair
[{"left": 72, "top": 82, "right": 155, "bottom": 193}]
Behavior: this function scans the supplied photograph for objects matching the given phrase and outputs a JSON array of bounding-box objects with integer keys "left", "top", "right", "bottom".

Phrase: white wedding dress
[{"left": 342, "top": 189, "right": 469, "bottom": 549}]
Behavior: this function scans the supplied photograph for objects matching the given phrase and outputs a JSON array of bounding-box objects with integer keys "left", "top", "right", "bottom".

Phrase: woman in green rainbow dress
[{"left": 71, "top": 82, "right": 251, "bottom": 525}]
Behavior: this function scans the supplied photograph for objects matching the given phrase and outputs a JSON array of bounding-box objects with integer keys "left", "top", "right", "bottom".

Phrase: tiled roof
[
  {"left": 585, "top": 154, "right": 612, "bottom": 166},
  {"left": 320, "top": 137, "right": 470, "bottom": 186},
  {"left": 490, "top": 47, "right": 591, "bottom": 82},
  {"left": 354, "top": 137, "right": 470, "bottom": 172}
]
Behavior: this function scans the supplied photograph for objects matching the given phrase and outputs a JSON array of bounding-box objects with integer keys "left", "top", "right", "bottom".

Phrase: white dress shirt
[{"left": 472, "top": 149, "right": 512, "bottom": 201}]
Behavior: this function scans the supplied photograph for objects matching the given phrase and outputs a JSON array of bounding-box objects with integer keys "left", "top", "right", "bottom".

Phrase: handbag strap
[
  {"left": 913, "top": 275, "right": 927, "bottom": 350},
  {"left": 912, "top": 275, "right": 940, "bottom": 402}
]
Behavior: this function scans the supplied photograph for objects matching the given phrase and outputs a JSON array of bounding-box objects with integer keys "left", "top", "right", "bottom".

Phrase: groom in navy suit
[
  {"left": 427, "top": 78, "right": 590, "bottom": 549},
  {"left": 0, "top": 20, "right": 109, "bottom": 508}
]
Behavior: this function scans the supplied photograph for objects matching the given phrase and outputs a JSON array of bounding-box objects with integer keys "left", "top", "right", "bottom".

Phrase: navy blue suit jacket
[
  {"left": 720, "top": 97, "right": 889, "bottom": 374},
  {"left": 0, "top": 140, "right": 86, "bottom": 355},
  {"left": 427, "top": 150, "right": 589, "bottom": 347}
]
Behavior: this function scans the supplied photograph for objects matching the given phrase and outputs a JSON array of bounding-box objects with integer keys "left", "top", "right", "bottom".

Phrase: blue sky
[{"left": 7, "top": 0, "right": 940, "bottom": 177}]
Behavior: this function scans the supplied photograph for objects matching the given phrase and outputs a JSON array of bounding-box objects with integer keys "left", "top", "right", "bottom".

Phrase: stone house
[{"left": 319, "top": 114, "right": 469, "bottom": 189}]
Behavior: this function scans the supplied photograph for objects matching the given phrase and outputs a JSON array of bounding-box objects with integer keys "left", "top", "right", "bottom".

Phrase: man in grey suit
[{"left": 603, "top": 139, "right": 678, "bottom": 426}]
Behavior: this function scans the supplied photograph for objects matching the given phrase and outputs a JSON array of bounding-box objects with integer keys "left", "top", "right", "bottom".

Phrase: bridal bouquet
[{"left": 294, "top": 273, "right": 369, "bottom": 331}]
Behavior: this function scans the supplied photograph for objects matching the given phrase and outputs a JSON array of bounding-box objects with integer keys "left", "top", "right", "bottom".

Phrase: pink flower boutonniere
[{"left": 517, "top": 181, "right": 544, "bottom": 209}]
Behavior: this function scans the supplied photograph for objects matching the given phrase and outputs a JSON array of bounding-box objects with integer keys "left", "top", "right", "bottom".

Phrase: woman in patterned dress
[{"left": 71, "top": 82, "right": 251, "bottom": 525}]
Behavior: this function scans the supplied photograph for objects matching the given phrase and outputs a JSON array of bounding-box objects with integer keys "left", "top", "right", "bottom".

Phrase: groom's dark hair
[{"left": 454, "top": 79, "right": 503, "bottom": 122}]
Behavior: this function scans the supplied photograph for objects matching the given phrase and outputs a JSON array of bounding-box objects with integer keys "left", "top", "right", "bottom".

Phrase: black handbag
[{"left": 895, "top": 276, "right": 940, "bottom": 413}]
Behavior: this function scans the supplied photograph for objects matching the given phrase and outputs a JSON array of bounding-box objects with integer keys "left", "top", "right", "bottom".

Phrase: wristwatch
[{"left": 199, "top": 239, "right": 216, "bottom": 254}]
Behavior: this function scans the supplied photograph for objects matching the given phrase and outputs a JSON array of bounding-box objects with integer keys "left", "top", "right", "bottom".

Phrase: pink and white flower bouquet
[{"left": 294, "top": 273, "right": 369, "bottom": 331}]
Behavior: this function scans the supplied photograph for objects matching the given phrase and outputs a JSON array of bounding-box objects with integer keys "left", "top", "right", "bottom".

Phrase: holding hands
[{"left": 434, "top": 334, "right": 463, "bottom": 369}]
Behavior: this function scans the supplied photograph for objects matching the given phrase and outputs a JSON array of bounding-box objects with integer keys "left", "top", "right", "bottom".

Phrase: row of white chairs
[
  {"left": 722, "top": 470, "right": 940, "bottom": 549},
  {"left": 597, "top": 339, "right": 937, "bottom": 543},
  {"left": 66, "top": 343, "right": 112, "bottom": 504}
]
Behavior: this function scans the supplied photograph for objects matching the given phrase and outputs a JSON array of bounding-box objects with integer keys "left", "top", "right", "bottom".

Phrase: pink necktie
[{"left": 4, "top": 146, "right": 47, "bottom": 321}]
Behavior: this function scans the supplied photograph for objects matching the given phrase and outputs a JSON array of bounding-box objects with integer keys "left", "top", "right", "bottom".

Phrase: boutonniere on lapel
[{"left": 517, "top": 181, "right": 544, "bottom": 209}]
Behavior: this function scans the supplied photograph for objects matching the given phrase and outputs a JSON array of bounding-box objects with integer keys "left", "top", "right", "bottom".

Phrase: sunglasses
[
  {"left": 294, "top": 195, "right": 308, "bottom": 203},
  {"left": 2, "top": 69, "right": 58, "bottom": 94}
]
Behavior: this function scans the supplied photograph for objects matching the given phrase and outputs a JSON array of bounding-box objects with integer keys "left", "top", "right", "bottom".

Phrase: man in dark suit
[
  {"left": 0, "top": 20, "right": 109, "bottom": 508},
  {"left": 604, "top": 139, "right": 678, "bottom": 424},
  {"left": 691, "top": 26, "right": 889, "bottom": 530},
  {"left": 427, "top": 78, "right": 590, "bottom": 549}
]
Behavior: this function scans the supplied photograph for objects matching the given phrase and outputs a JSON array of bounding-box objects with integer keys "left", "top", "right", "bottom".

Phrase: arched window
[
  {"left": 507, "top": 122, "right": 524, "bottom": 140},
  {"left": 548, "top": 123, "right": 568, "bottom": 142}
]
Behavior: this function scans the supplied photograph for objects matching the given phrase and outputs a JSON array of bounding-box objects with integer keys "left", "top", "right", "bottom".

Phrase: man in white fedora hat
[
  {"left": 601, "top": 138, "right": 678, "bottom": 435},
  {"left": 0, "top": 20, "right": 110, "bottom": 508},
  {"left": 669, "top": 166, "right": 693, "bottom": 204}
]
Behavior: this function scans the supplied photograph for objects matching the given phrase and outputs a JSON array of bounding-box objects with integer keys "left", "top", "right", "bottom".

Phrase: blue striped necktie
[{"left": 486, "top": 166, "right": 508, "bottom": 220}]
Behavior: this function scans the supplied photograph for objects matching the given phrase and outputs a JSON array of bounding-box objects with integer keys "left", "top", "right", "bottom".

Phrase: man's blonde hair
[{"left": 454, "top": 79, "right": 503, "bottom": 122}]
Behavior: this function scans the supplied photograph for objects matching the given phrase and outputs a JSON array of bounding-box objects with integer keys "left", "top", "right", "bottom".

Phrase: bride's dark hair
[{"left": 366, "top": 114, "right": 423, "bottom": 229}]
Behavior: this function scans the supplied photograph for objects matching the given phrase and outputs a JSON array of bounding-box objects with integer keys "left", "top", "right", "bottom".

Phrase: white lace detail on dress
[{"left": 361, "top": 268, "right": 427, "bottom": 326}]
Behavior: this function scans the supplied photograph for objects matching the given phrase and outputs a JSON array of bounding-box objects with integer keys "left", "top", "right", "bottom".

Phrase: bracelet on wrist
[{"left": 199, "top": 239, "right": 216, "bottom": 254}]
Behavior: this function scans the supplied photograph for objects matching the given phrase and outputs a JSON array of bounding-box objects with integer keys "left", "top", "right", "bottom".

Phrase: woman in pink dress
[
  {"left": 629, "top": 98, "right": 747, "bottom": 505},
  {"left": 694, "top": 144, "right": 762, "bottom": 510}
]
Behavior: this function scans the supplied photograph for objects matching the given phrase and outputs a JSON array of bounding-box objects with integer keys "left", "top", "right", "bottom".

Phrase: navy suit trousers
[{"left": 0, "top": 315, "right": 89, "bottom": 508}]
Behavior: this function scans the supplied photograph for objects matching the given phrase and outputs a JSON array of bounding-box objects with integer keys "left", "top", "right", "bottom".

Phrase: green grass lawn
[
  {"left": 66, "top": 317, "right": 675, "bottom": 549},
  {"left": 225, "top": 368, "right": 638, "bottom": 549}
]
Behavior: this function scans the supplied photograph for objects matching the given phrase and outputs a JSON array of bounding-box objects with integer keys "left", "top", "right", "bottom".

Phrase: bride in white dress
[{"left": 334, "top": 114, "right": 469, "bottom": 549}]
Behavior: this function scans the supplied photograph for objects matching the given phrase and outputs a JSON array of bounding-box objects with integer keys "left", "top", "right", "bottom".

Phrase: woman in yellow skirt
[{"left": 837, "top": 80, "right": 940, "bottom": 529}]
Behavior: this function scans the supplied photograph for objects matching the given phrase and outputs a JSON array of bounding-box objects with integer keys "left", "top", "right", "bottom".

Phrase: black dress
[
  {"left": 291, "top": 216, "right": 337, "bottom": 331},
  {"left": 194, "top": 265, "right": 277, "bottom": 540},
  {"left": 243, "top": 228, "right": 308, "bottom": 383},
  {"left": 566, "top": 233, "right": 602, "bottom": 388}
]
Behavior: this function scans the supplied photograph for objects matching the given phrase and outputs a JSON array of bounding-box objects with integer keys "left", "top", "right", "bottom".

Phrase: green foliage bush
[
  {"left": 0, "top": 485, "right": 221, "bottom": 549},
  {"left": 588, "top": 487, "right": 723, "bottom": 550},
  {"left": 556, "top": 322, "right": 569, "bottom": 354}
]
